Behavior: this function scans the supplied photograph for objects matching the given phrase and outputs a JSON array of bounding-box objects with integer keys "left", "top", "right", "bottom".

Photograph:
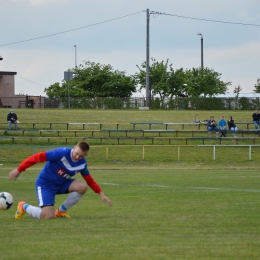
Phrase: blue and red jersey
[{"left": 17, "top": 148, "right": 101, "bottom": 193}]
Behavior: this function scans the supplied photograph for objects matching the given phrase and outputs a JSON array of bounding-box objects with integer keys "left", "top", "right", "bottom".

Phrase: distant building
[
  {"left": 0, "top": 71, "right": 44, "bottom": 108},
  {"left": 215, "top": 93, "right": 260, "bottom": 98}
]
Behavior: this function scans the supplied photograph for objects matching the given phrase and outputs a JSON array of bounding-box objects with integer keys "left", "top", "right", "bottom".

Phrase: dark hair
[
  {"left": 77, "top": 141, "right": 90, "bottom": 152},
  {"left": 229, "top": 116, "right": 233, "bottom": 120}
]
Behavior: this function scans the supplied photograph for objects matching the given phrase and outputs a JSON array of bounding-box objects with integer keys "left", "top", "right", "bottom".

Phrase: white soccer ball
[{"left": 0, "top": 192, "right": 14, "bottom": 210}]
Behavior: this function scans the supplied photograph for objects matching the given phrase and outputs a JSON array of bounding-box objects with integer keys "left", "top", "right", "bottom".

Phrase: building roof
[
  {"left": 215, "top": 93, "right": 260, "bottom": 98},
  {"left": 0, "top": 71, "right": 17, "bottom": 76}
]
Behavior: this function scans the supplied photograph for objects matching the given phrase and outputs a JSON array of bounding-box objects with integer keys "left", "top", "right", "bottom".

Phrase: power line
[
  {"left": 1, "top": 10, "right": 259, "bottom": 47},
  {"left": 150, "top": 10, "right": 260, "bottom": 27},
  {"left": 16, "top": 75, "right": 49, "bottom": 87},
  {"left": 0, "top": 11, "right": 144, "bottom": 47}
]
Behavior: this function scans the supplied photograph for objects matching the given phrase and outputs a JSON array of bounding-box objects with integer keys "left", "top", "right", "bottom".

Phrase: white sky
[{"left": 0, "top": 0, "right": 260, "bottom": 97}]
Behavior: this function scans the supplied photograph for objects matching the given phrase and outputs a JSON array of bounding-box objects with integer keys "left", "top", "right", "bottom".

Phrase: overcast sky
[{"left": 1, "top": 0, "right": 260, "bottom": 97}]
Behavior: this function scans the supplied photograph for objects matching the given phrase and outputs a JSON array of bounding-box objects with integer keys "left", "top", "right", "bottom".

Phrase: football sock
[
  {"left": 59, "top": 192, "right": 83, "bottom": 212},
  {"left": 25, "top": 205, "right": 42, "bottom": 219}
]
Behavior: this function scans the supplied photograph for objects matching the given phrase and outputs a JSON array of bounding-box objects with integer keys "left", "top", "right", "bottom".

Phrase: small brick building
[{"left": 0, "top": 71, "right": 44, "bottom": 108}]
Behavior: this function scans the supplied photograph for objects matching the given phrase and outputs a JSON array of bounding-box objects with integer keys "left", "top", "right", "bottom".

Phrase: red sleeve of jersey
[
  {"left": 83, "top": 174, "right": 102, "bottom": 194},
  {"left": 17, "top": 152, "right": 47, "bottom": 172}
]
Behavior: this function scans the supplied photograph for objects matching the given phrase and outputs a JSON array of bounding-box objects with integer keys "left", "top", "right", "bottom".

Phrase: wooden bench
[
  {"left": 101, "top": 129, "right": 143, "bottom": 137},
  {"left": 1, "top": 130, "right": 38, "bottom": 136},
  {"left": 164, "top": 122, "right": 201, "bottom": 130},
  {"left": 153, "top": 136, "right": 258, "bottom": 145},
  {"left": 5, "top": 135, "right": 259, "bottom": 146},
  {"left": 130, "top": 122, "right": 165, "bottom": 130},
  {"left": 66, "top": 123, "right": 100, "bottom": 130},
  {"left": 0, "top": 122, "right": 100, "bottom": 130},
  {"left": 39, "top": 130, "right": 100, "bottom": 137},
  {"left": 173, "top": 129, "right": 260, "bottom": 137},
  {"left": 131, "top": 122, "right": 205, "bottom": 130},
  {"left": 143, "top": 130, "right": 176, "bottom": 137},
  {"left": 130, "top": 122, "right": 258, "bottom": 131},
  {"left": 11, "top": 136, "right": 52, "bottom": 143},
  {"left": 235, "top": 122, "right": 256, "bottom": 129},
  {"left": 143, "top": 129, "right": 260, "bottom": 137}
]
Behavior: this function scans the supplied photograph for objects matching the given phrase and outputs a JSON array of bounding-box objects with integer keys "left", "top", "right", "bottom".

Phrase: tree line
[{"left": 44, "top": 59, "right": 260, "bottom": 100}]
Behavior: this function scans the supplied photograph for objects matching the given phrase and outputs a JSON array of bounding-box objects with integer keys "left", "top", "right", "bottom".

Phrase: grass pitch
[{"left": 1, "top": 168, "right": 260, "bottom": 259}]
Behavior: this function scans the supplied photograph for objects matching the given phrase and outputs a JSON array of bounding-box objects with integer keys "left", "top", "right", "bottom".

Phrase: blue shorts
[
  {"left": 207, "top": 126, "right": 219, "bottom": 132},
  {"left": 35, "top": 179, "right": 75, "bottom": 207}
]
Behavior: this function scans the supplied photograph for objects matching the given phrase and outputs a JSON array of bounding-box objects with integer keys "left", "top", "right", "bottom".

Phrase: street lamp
[
  {"left": 197, "top": 33, "right": 203, "bottom": 68},
  {"left": 64, "top": 71, "right": 73, "bottom": 109}
]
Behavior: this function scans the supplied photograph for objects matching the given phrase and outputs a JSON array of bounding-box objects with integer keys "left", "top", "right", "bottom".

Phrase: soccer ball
[{"left": 0, "top": 192, "right": 14, "bottom": 210}]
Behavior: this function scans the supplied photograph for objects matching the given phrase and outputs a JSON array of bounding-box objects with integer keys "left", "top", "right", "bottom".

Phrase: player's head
[
  {"left": 77, "top": 141, "right": 90, "bottom": 152},
  {"left": 72, "top": 142, "right": 90, "bottom": 161}
]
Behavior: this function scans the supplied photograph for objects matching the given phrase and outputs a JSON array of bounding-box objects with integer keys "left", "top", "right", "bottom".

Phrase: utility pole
[
  {"left": 146, "top": 8, "right": 150, "bottom": 107},
  {"left": 197, "top": 33, "right": 204, "bottom": 68},
  {"left": 74, "top": 45, "right": 77, "bottom": 68}
]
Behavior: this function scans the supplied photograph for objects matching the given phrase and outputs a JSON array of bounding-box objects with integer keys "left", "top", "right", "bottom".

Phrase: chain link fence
[{"left": 43, "top": 96, "right": 260, "bottom": 110}]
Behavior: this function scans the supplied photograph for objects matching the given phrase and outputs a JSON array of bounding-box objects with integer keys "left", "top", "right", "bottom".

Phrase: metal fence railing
[{"left": 43, "top": 96, "right": 260, "bottom": 110}]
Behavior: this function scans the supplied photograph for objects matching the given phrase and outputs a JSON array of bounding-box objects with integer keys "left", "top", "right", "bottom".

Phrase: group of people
[
  {"left": 207, "top": 109, "right": 260, "bottom": 138},
  {"left": 207, "top": 115, "right": 238, "bottom": 138}
]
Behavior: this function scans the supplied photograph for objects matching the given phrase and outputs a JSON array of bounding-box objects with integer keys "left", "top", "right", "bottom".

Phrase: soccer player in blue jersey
[{"left": 8, "top": 141, "right": 112, "bottom": 219}]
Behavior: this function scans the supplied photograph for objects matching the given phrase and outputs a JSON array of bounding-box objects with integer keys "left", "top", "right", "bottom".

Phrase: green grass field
[
  {"left": 1, "top": 168, "right": 260, "bottom": 259},
  {"left": 1, "top": 108, "right": 260, "bottom": 259}
]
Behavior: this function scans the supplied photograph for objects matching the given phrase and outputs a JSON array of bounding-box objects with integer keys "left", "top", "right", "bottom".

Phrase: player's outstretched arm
[
  {"left": 99, "top": 192, "right": 112, "bottom": 206},
  {"left": 8, "top": 169, "right": 21, "bottom": 181}
]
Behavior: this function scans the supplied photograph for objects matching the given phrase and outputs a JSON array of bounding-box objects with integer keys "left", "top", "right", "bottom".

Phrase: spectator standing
[
  {"left": 228, "top": 116, "right": 238, "bottom": 137},
  {"left": 7, "top": 109, "right": 18, "bottom": 130},
  {"left": 218, "top": 116, "right": 227, "bottom": 137},
  {"left": 252, "top": 109, "right": 260, "bottom": 134},
  {"left": 207, "top": 116, "right": 220, "bottom": 138}
]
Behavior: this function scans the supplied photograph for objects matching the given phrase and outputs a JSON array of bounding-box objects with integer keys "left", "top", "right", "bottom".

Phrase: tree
[
  {"left": 185, "top": 67, "right": 230, "bottom": 97},
  {"left": 233, "top": 85, "right": 242, "bottom": 96},
  {"left": 44, "top": 82, "right": 66, "bottom": 99},
  {"left": 253, "top": 78, "right": 260, "bottom": 93},
  {"left": 44, "top": 61, "right": 136, "bottom": 99},
  {"left": 71, "top": 61, "right": 136, "bottom": 98},
  {"left": 135, "top": 58, "right": 187, "bottom": 106},
  {"left": 135, "top": 59, "right": 230, "bottom": 103},
  {"left": 135, "top": 58, "right": 170, "bottom": 104},
  {"left": 167, "top": 67, "right": 187, "bottom": 98}
]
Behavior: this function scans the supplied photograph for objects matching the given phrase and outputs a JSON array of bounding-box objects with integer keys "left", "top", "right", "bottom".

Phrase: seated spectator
[
  {"left": 7, "top": 109, "right": 18, "bottom": 130},
  {"left": 218, "top": 115, "right": 227, "bottom": 137},
  {"left": 207, "top": 116, "right": 219, "bottom": 138},
  {"left": 252, "top": 109, "right": 260, "bottom": 134},
  {"left": 228, "top": 116, "right": 238, "bottom": 137}
]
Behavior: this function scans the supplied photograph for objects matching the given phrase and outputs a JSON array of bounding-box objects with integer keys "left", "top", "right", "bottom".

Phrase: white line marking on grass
[
  {"left": 100, "top": 182, "right": 170, "bottom": 188},
  {"left": 100, "top": 182, "right": 119, "bottom": 186},
  {"left": 0, "top": 176, "right": 35, "bottom": 180},
  {"left": 141, "top": 184, "right": 170, "bottom": 188},
  {"left": 189, "top": 186, "right": 260, "bottom": 193}
]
